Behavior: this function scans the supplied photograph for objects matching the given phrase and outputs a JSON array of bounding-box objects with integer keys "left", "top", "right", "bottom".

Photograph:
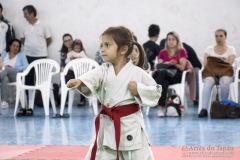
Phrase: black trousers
[{"left": 153, "top": 70, "right": 182, "bottom": 106}]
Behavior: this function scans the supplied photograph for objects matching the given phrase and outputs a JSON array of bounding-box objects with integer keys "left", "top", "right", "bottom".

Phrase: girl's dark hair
[
  {"left": 23, "top": 5, "right": 37, "bottom": 17},
  {"left": 60, "top": 33, "right": 73, "bottom": 53},
  {"left": 215, "top": 28, "right": 227, "bottom": 37},
  {"left": 101, "top": 26, "right": 145, "bottom": 68},
  {"left": 72, "top": 39, "right": 85, "bottom": 53},
  {"left": 8, "top": 38, "right": 22, "bottom": 52},
  {"left": 134, "top": 42, "right": 145, "bottom": 68}
]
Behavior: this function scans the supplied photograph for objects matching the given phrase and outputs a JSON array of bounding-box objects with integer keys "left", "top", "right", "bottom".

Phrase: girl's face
[
  {"left": 167, "top": 34, "right": 177, "bottom": 49},
  {"left": 73, "top": 44, "right": 81, "bottom": 52},
  {"left": 130, "top": 45, "right": 139, "bottom": 65},
  {"left": 215, "top": 31, "right": 226, "bottom": 45},
  {"left": 10, "top": 41, "right": 20, "bottom": 54},
  {"left": 63, "top": 36, "right": 73, "bottom": 49},
  {"left": 100, "top": 35, "right": 119, "bottom": 64}
]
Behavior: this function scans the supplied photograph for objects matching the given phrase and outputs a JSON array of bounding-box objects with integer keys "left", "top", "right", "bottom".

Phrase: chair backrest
[
  {"left": 63, "top": 58, "right": 99, "bottom": 78},
  {"left": 24, "top": 59, "right": 60, "bottom": 86}
]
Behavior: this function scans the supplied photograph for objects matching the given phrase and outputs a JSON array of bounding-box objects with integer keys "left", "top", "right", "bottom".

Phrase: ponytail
[{"left": 133, "top": 42, "right": 145, "bottom": 69}]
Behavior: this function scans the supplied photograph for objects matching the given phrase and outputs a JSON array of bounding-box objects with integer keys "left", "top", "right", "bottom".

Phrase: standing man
[
  {"left": 0, "top": 3, "right": 15, "bottom": 55},
  {"left": 143, "top": 24, "right": 161, "bottom": 71},
  {"left": 20, "top": 5, "right": 52, "bottom": 85}
]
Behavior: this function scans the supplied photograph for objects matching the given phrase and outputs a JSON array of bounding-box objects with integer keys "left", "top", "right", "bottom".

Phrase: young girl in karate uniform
[{"left": 67, "top": 26, "right": 162, "bottom": 160}]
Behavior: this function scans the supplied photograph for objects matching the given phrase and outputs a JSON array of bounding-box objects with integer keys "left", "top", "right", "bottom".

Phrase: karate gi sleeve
[
  {"left": 135, "top": 83, "right": 162, "bottom": 107},
  {"left": 77, "top": 66, "right": 103, "bottom": 97}
]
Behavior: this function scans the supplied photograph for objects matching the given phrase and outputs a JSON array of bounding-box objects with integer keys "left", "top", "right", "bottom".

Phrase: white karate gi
[{"left": 79, "top": 60, "right": 161, "bottom": 160}]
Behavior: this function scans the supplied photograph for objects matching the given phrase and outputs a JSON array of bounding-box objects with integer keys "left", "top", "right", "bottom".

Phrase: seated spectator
[
  {"left": 132, "top": 32, "right": 149, "bottom": 70},
  {"left": 160, "top": 39, "right": 202, "bottom": 105},
  {"left": 65, "top": 39, "right": 87, "bottom": 106},
  {"left": 60, "top": 33, "right": 73, "bottom": 71},
  {"left": 0, "top": 39, "right": 28, "bottom": 108},
  {"left": 129, "top": 43, "right": 145, "bottom": 69},
  {"left": 65, "top": 39, "right": 87, "bottom": 63},
  {"left": 198, "top": 29, "right": 236, "bottom": 118},
  {"left": 153, "top": 31, "right": 187, "bottom": 117},
  {"left": 143, "top": 24, "right": 161, "bottom": 71}
]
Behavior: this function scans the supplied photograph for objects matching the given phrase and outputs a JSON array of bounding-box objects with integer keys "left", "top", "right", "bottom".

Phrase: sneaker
[
  {"left": 157, "top": 108, "right": 165, "bottom": 117},
  {"left": 26, "top": 108, "right": 34, "bottom": 116},
  {"left": 1, "top": 101, "right": 9, "bottom": 109},
  {"left": 17, "top": 108, "right": 27, "bottom": 117},
  {"left": 198, "top": 109, "right": 208, "bottom": 118}
]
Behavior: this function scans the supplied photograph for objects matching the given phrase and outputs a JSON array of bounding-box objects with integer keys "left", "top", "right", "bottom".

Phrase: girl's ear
[{"left": 120, "top": 45, "right": 128, "bottom": 55}]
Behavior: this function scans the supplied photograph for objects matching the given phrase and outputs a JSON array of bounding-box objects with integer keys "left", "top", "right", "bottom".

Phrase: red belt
[{"left": 90, "top": 103, "right": 140, "bottom": 160}]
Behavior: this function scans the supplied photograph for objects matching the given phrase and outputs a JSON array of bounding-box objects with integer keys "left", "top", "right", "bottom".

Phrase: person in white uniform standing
[
  {"left": 20, "top": 5, "right": 52, "bottom": 86},
  {"left": 67, "top": 26, "right": 162, "bottom": 160}
]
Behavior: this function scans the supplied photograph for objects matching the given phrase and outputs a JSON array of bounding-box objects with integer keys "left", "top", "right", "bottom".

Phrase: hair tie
[{"left": 74, "top": 39, "right": 81, "bottom": 44}]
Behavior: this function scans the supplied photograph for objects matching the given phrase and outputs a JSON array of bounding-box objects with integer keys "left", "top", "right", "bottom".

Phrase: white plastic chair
[
  {"left": 60, "top": 58, "right": 100, "bottom": 116},
  {"left": 146, "top": 70, "right": 189, "bottom": 115},
  {"left": 198, "top": 67, "right": 240, "bottom": 114},
  {"left": 13, "top": 59, "right": 60, "bottom": 116}
]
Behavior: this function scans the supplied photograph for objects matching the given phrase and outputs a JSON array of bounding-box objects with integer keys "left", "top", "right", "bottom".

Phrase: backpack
[
  {"left": 210, "top": 100, "right": 240, "bottom": 118},
  {"left": 210, "top": 83, "right": 240, "bottom": 118},
  {"left": 165, "top": 94, "right": 184, "bottom": 117}
]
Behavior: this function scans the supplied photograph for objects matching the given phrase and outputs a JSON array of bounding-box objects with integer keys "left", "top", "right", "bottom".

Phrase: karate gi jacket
[{"left": 78, "top": 60, "right": 162, "bottom": 151}]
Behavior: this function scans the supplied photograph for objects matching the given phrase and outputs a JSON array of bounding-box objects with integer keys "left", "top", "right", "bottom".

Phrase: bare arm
[
  {"left": 227, "top": 54, "right": 235, "bottom": 65},
  {"left": 67, "top": 79, "right": 91, "bottom": 95},
  {"left": 175, "top": 57, "right": 187, "bottom": 71},
  {"left": 46, "top": 37, "right": 52, "bottom": 47},
  {"left": 203, "top": 53, "right": 209, "bottom": 68},
  {"left": 158, "top": 59, "right": 163, "bottom": 64}
]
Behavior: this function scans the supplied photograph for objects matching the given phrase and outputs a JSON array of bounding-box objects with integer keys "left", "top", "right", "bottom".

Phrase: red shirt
[{"left": 158, "top": 48, "right": 187, "bottom": 64}]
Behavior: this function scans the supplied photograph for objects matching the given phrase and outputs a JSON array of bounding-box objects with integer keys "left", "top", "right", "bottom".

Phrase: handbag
[
  {"left": 202, "top": 56, "right": 233, "bottom": 79},
  {"left": 210, "top": 82, "right": 240, "bottom": 118},
  {"left": 156, "top": 63, "right": 177, "bottom": 78}
]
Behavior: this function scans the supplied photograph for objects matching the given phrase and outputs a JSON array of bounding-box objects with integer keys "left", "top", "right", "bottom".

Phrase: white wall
[{"left": 1, "top": 0, "right": 240, "bottom": 63}]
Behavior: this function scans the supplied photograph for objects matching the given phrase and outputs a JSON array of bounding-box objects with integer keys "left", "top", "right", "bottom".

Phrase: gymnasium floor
[{"left": 0, "top": 100, "right": 240, "bottom": 160}]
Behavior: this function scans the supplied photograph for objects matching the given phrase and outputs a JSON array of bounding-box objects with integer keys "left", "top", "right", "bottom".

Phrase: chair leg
[
  {"left": 14, "top": 88, "right": 21, "bottom": 116},
  {"left": 91, "top": 96, "right": 98, "bottom": 115},
  {"left": 68, "top": 90, "right": 75, "bottom": 114},
  {"left": 50, "top": 89, "right": 57, "bottom": 114},
  {"left": 20, "top": 92, "right": 27, "bottom": 109},
  {"left": 88, "top": 96, "right": 93, "bottom": 107},
  {"left": 146, "top": 107, "right": 150, "bottom": 115},
  {"left": 41, "top": 89, "right": 50, "bottom": 116},
  {"left": 60, "top": 88, "right": 68, "bottom": 116},
  {"left": 28, "top": 90, "right": 36, "bottom": 110}
]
